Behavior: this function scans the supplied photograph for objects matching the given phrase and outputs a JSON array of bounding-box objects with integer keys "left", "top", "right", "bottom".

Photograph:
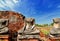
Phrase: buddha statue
[
  {"left": 49, "top": 18, "right": 60, "bottom": 37},
  {"left": 0, "top": 19, "right": 9, "bottom": 34},
  {"left": 17, "top": 18, "right": 40, "bottom": 41}
]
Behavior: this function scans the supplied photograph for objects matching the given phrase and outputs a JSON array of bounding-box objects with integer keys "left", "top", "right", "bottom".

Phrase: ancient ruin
[
  {"left": 17, "top": 18, "right": 40, "bottom": 41},
  {"left": 49, "top": 18, "right": 60, "bottom": 37},
  {"left": 0, "top": 11, "right": 40, "bottom": 41},
  {"left": 0, "top": 11, "right": 25, "bottom": 41},
  {"left": 0, "top": 19, "right": 8, "bottom": 34}
]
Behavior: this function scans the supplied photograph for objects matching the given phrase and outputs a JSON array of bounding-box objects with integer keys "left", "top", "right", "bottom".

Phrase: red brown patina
[
  {"left": 0, "top": 11, "right": 25, "bottom": 32},
  {"left": 0, "top": 11, "right": 25, "bottom": 41}
]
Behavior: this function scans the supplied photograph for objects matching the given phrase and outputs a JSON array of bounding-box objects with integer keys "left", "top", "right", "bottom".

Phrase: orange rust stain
[{"left": 0, "top": 11, "right": 24, "bottom": 32}]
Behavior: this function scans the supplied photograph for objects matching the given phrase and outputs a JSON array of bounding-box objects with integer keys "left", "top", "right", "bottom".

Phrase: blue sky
[{"left": 0, "top": 0, "right": 60, "bottom": 24}]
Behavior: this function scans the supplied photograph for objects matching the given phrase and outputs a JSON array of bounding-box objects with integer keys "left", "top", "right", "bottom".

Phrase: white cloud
[
  {"left": 0, "top": 0, "right": 19, "bottom": 10},
  {"left": 5, "top": 0, "right": 14, "bottom": 10},
  {"left": 0, "top": 0, "right": 8, "bottom": 10},
  {"left": 0, "top": 0, "right": 5, "bottom": 7},
  {"left": 0, "top": 3, "right": 4, "bottom": 8},
  {"left": 13, "top": 0, "right": 19, "bottom": 3}
]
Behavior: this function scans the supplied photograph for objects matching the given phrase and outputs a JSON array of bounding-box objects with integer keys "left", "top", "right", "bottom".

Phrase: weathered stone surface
[
  {"left": 17, "top": 18, "right": 40, "bottom": 41},
  {"left": 0, "top": 27, "right": 8, "bottom": 34},
  {"left": 49, "top": 18, "right": 60, "bottom": 37},
  {"left": 0, "top": 19, "right": 8, "bottom": 34},
  {"left": 0, "top": 11, "right": 40, "bottom": 41},
  {"left": 17, "top": 34, "right": 40, "bottom": 39},
  {"left": 50, "top": 27, "right": 60, "bottom": 34},
  {"left": 0, "top": 11, "right": 25, "bottom": 33},
  {"left": 0, "top": 11, "right": 25, "bottom": 41},
  {"left": 53, "top": 18, "right": 60, "bottom": 23},
  {"left": 18, "top": 18, "right": 40, "bottom": 34}
]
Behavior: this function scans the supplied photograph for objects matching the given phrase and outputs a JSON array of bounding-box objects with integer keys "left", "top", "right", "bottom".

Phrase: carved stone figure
[
  {"left": 17, "top": 18, "right": 40, "bottom": 41},
  {"left": 0, "top": 19, "right": 8, "bottom": 34},
  {"left": 0, "top": 11, "right": 25, "bottom": 41},
  {"left": 49, "top": 18, "right": 60, "bottom": 37}
]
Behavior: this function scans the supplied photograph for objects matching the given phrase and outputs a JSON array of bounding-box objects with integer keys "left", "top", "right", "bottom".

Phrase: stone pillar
[
  {"left": 17, "top": 18, "right": 40, "bottom": 41},
  {"left": 53, "top": 18, "right": 60, "bottom": 28},
  {"left": 50, "top": 18, "right": 60, "bottom": 37}
]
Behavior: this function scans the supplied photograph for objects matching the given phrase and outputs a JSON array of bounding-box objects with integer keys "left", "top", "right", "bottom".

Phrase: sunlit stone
[
  {"left": 50, "top": 18, "right": 60, "bottom": 37},
  {"left": 17, "top": 18, "right": 40, "bottom": 41}
]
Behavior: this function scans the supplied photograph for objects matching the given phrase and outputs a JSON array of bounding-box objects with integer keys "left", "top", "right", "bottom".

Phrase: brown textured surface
[
  {"left": 0, "top": 11, "right": 25, "bottom": 33},
  {"left": 19, "top": 39, "right": 39, "bottom": 41},
  {"left": 0, "top": 35, "right": 9, "bottom": 41}
]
